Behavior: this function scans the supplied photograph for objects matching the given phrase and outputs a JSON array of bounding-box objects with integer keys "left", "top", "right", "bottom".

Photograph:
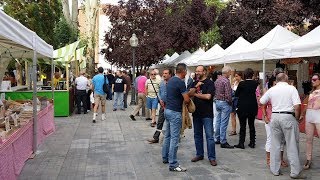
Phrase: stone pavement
[{"left": 19, "top": 100, "right": 320, "bottom": 180}]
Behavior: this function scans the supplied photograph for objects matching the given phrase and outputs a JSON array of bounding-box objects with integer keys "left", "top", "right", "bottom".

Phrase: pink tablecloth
[{"left": 0, "top": 104, "right": 55, "bottom": 180}]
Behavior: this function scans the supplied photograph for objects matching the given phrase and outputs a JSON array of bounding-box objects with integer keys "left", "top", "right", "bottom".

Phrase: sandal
[
  {"left": 303, "top": 160, "right": 312, "bottom": 170},
  {"left": 150, "top": 122, "right": 156, "bottom": 127},
  {"left": 228, "top": 131, "right": 237, "bottom": 136}
]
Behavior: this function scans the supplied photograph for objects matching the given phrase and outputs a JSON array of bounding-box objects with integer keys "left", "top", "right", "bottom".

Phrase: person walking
[
  {"left": 106, "top": 70, "right": 115, "bottom": 100},
  {"left": 262, "top": 68, "right": 288, "bottom": 167},
  {"left": 112, "top": 70, "right": 127, "bottom": 111},
  {"left": 130, "top": 70, "right": 148, "bottom": 120},
  {"left": 234, "top": 68, "right": 259, "bottom": 149},
  {"left": 300, "top": 73, "right": 320, "bottom": 170},
  {"left": 260, "top": 73, "right": 305, "bottom": 179},
  {"left": 147, "top": 68, "right": 172, "bottom": 143},
  {"left": 75, "top": 71, "right": 89, "bottom": 114},
  {"left": 162, "top": 63, "right": 190, "bottom": 172},
  {"left": 214, "top": 66, "right": 234, "bottom": 149},
  {"left": 145, "top": 70, "right": 161, "bottom": 127},
  {"left": 229, "top": 71, "right": 242, "bottom": 136},
  {"left": 122, "top": 71, "right": 131, "bottom": 108},
  {"left": 190, "top": 65, "right": 217, "bottom": 166},
  {"left": 92, "top": 67, "right": 109, "bottom": 123}
]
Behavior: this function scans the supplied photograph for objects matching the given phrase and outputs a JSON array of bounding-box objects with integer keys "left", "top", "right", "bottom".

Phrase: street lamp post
[{"left": 130, "top": 33, "right": 138, "bottom": 105}]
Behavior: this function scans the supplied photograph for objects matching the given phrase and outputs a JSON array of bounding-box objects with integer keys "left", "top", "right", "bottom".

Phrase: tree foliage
[
  {"left": 0, "top": 0, "right": 78, "bottom": 49},
  {"left": 217, "top": 0, "right": 303, "bottom": 48},
  {"left": 103, "top": 0, "right": 217, "bottom": 67}
]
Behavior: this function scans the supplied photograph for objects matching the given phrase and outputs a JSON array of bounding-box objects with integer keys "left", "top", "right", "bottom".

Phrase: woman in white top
[{"left": 229, "top": 71, "right": 242, "bottom": 136}]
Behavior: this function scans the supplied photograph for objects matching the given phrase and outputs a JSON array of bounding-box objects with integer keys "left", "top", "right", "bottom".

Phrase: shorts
[
  {"left": 147, "top": 97, "right": 158, "bottom": 109},
  {"left": 306, "top": 109, "right": 320, "bottom": 124},
  {"left": 94, "top": 94, "right": 106, "bottom": 106},
  {"left": 232, "top": 97, "right": 238, "bottom": 113}
]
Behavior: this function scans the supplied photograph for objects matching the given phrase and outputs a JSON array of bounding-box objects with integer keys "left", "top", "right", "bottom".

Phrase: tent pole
[
  {"left": 32, "top": 50, "right": 38, "bottom": 154},
  {"left": 263, "top": 58, "right": 266, "bottom": 89},
  {"left": 51, "top": 59, "right": 54, "bottom": 100}
]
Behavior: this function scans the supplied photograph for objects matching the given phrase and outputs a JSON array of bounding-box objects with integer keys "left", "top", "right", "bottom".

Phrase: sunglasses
[
  {"left": 312, "top": 78, "right": 319, "bottom": 82},
  {"left": 151, "top": 74, "right": 156, "bottom": 75}
]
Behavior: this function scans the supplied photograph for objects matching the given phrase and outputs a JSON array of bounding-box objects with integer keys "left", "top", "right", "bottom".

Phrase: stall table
[{"left": 0, "top": 104, "right": 55, "bottom": 180}]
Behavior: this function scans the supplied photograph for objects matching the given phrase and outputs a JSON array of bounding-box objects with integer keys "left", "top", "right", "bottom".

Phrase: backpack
[{"left": 103, "top": 75, "right": 109, "bottom": 94}]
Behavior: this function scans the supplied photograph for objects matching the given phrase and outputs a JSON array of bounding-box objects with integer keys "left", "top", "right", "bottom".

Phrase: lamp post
[{"left": 129, "top": 33, "right": 138, "bottom": 105}]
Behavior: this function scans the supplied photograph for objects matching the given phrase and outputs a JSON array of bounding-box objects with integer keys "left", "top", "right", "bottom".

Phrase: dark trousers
[
  {"left": 123, "top": 92, "right": 128, "bottom": 108},
  {"left": 107, "top": 85, "right": 113, "bottom": 100},
  {"left": 237, "top": 111, "right": 256, "bottom": 144},
  {"left": 76, "top": 90, "right": 87, "bottom": 113},
  {"left": 153, "top": 106, "right": 165, "bottom": 141},
  {"left": 87, "top": 90, "right": 92, "bottom": 110}
]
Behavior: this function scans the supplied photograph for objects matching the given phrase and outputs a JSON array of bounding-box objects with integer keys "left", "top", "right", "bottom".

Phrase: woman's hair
[
  {"left": 243, "top": 68, "right": 254, "bottom": 79},
  {"left": 234, "top": 71, "right": 243, "bottom": 79},
  {"left": 312, "top": 73, "right": 320, "bottom": 91}
]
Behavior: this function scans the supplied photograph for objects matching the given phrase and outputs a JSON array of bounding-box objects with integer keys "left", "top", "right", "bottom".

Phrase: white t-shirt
[
  {"left": 260, "top": 82, "right": 301, "bottom": 112},
  {"left": 75, "top": 75, "right": 88, "bottom": 90}
]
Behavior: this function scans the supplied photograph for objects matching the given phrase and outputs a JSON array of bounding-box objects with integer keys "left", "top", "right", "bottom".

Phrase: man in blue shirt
[
  {"left": 162, "top": 63, "right": 190, "bottom": 172},
  {"left": 91, "top": 67, "right": 109, "bottom": 123},
  {"left": 147, "top": 68, "right": 173, "bottom": 144}
]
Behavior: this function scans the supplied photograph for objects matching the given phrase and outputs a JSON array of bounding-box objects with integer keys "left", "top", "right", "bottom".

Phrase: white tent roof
[
  {"left": 0, "top": 10, "right": 53, "bottom": 58},
  {"left": 163, "top": 52, "right": 179, "bottom": 64},
  {"left": 196, "top": 44, "right": 224, "bottom": 66},
  {"left": 182, "top": 48, "right": 205, "bottom": 66},
  {"left": 167, "top": 51, "right": 191, "bottom": 66},
  {"left": 225, "top": 25, "right": 299, "bottom": 63},
  {"left": 266, "top": 25, "right": 320, "bottom": 58},
  {"left": 200, "top": 37, "right": 251, "bottom": 66}
]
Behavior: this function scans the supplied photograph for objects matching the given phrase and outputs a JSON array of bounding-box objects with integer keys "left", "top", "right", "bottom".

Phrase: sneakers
[
  {"left": 130, "top": 115, "right": 136, "bottom": 121},
  {"left": 169, "top": 165, "right": 187, "bottom": 172},
  {"left": 102, "top": 114, "right": 106, "bottom": 121}
]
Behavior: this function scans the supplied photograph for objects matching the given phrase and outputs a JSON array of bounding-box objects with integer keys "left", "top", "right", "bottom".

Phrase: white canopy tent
[
  {"left": 182, "top": 48, "right": 205, "bottom": 66},
  {"left": 196, "top": 44, "right": 224, "bottom": 66},
  {"left": 224, "top": 25, "right": 300, "bottom": 64},
  {"left": 167, "top": 51, "right": 191, "bottom": 66},
  {"left": 0, "top": 10, "right": 54, "bottom": 153},
  {"left": 199, "top": 37, "right": 251, "bottom": 66},
  {"left": 162, "top": 52, "right": 179, "bottom": 65},
  {"left": 266, "top": 25, "right": 320, "bottom": 58}
]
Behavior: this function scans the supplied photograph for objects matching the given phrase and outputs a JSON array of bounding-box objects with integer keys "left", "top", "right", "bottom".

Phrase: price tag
[
  {"left": 11, "top": 113, "right": 18, "bottom": 127},
  {"left": 5, "top": 117, "right": 10, "bottom": 131}
]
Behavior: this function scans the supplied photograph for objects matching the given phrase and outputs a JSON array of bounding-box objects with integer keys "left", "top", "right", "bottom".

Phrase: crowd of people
[{"left": 74, "top": 63, "right": 320, "bottom": 179}]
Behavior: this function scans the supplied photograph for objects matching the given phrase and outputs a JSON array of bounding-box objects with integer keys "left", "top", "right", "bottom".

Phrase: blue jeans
[
  {"left": 113, "top": 92, "right": 124, "bottom": 109},
  {"left": 193, "top": 116, "right": 216, "bottom": 160},
  {"left": 162, "top": 109, "right": 182, "bottom": 169},
  {"left": 215, "top": 100, "right": 232, "bottom": 144}
]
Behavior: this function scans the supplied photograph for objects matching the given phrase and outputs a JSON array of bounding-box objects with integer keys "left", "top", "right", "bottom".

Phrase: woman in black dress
[{"left": 234, "top": 68, "right": 259, "bottom": 149}]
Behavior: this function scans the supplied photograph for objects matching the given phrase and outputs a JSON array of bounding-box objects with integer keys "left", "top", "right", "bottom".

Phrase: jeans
[
  {"left": 123, "top": 92, "right": 128, "bottom": 108},
  {"left": 162, "top": 109, "right": 182, "bottom": 169},
  {"left": 76, "top": 90, "right": 87, "bottom": 113},
  {"left": 215, "top": 100, "right": 232, "bottom": 144},
  {"left": 107, "top": 85, "right": 113, "bottom": 100},
  {"left": 193, "top": 116, "right": 216, "bottom": 160},
  {"left": 113, "top": 92, "right": 124, "bottom": 109}
]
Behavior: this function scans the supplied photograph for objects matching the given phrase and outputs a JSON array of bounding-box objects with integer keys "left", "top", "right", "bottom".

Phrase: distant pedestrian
[
  {"left": 147, "top": 68, "right": 172, "bottom": 144},
  {"left": 106, "top": 70, "right": 115, "bottom": 100},
  {"left": 91, "top": 67, "right": 109, "bottom": 123},
  {"left": 112, "top": 70, "right": 127, "bottom": 111},
  {"left": 130, "top": 70, "right": 148, "bottom": 120},
  {"left": 190, "top": 65, "right": 217, "bottom": 166},
  {"left": 122, "top": 71, "right": 131, "bottom": 108},
  {"left": 214, "top": 66, "right": 234, "bottom": 149},
  {"left": 301, "top": 73, "right": 320, "bottom": 170},
  {"left": 145, "top": 70, "right": 161, "bottom": 127},
  {"left": 260, "top": 73, "right": 305, "bottom": 179},
  {"left": 75, "top": 71, "right": 89, "bottom": 114},
  {"left": 234, "top": 68, "right": 258, "bottom": 149},
  {"left": 162, "top": 63, "right": 190, "bottom": 172}
]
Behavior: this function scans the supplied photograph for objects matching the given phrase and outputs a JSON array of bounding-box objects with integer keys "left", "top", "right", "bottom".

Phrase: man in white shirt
[
  {"left": 260, "top": 73, "right": 305, "bottom": 179},
  {"left": 75, "top": 71, "right": 89, "bottom": 114}
]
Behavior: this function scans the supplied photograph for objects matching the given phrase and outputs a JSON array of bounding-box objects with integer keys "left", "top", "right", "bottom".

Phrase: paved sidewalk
[{"left": 19, "top": 100, "right": 320, "bottom": 180}]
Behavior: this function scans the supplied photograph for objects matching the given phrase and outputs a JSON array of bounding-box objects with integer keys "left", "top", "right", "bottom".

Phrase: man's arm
[
  {"left": 294, "top": 104, "right": 301, "bottom": 122},
  {"left": 224, "top": 81, "right": 232, "bottom": 104},
  {"left": 112, "top": 84, "right": 114, "bottom": 92},
  {"left": 124, "top": 84, "right": 127, "bottom": 92},
  {"left": 194, "top": 93, "right": 212, "bottom": 100},
  {"left": 182, "top": 93, "right": 190, "bottom": 104}
]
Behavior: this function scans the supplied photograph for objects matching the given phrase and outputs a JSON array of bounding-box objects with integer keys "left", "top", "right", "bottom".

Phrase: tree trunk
[
  {"left": 61, "top": 0, "right": 72, "bottom": 27},
  {"left": 71, "top": 0, "right": 78, "bottom": 30}
]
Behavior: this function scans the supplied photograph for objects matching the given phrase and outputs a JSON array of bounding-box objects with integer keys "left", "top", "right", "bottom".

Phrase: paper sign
[{"left": 259, "top": 72, "right": 264, "bottom": 80}]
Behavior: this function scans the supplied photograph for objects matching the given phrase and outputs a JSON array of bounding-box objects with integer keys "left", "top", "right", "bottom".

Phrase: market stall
[{"left": 0, "top": 9, "right": 56, "bottom": 179}]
